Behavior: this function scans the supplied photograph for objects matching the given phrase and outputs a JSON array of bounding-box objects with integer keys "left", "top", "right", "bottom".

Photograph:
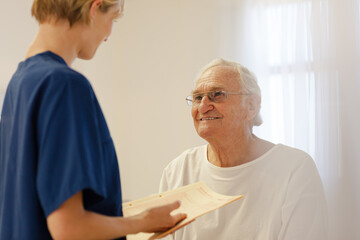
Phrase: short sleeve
[
  {"left": 159, "top": 169, "right": 169, "bottom": 193},
  {"left": 35, "top": 69, "right": 106, "bottom": 217},
  {"left": 278, "top": 154, "right": 328, "bottom": 240}
]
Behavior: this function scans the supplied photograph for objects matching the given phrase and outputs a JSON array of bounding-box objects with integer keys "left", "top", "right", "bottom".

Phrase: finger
[
  {"left": 163, "top": 201, "right": 181, "bottom": 212},
  {"left": 166, "top": 215, "right": 192, "bottom": 235},
  {"left": 172, "top": 213, "right": 187, "bottom": 224}
]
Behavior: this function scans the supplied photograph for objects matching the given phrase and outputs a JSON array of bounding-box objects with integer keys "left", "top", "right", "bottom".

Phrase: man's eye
[
  {"left": 214, "top": 91, "right": 222, "bottom": 97},
  {"left": 214, "top": 91, "right": 225, "bottom": 97},
  {"left": 194, "top": 95, "right": 203, "bottom": 101}
]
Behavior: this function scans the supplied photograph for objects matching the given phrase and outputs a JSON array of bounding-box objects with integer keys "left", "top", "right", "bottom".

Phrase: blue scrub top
[{"left": 0, "top": 51, "right": 125, "bottom": 239}]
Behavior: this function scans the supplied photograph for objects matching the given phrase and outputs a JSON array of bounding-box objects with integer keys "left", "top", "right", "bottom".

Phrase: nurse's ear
[{"left": 89, "top": 0, "right": 103, "bottom": 20}]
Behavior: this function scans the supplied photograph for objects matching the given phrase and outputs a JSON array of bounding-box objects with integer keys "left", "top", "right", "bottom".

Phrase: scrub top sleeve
[{"left": 36, "top": 71, "right": 106, "bottom": 217}]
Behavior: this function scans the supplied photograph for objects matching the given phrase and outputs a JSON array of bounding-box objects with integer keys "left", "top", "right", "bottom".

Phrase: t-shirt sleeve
[
  {"left": 159, "top": 169, "right": 169, "bottom": 193},
  {"left": 158, "top": 168, "right": 174, "bottom": 240},
  {"left": 278, "top": 153, "right": 328, "bottom": 240},
  {"left": 35, "top": 70, "right": 107, "bottom": 217}
]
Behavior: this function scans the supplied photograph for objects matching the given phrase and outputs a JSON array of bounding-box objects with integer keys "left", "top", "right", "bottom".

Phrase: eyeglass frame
[{"left": 185, "top": 90, "right": 251, "bottom": 106}]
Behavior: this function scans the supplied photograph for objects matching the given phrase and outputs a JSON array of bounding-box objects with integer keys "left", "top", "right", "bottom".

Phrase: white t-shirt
[{"left": 159, "top": 144, "right": 328, "bottom": 240}]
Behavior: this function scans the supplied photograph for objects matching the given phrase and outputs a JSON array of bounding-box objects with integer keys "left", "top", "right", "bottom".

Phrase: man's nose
[{"left": 197, "top": 96, "right": 214, "bottom": 113}]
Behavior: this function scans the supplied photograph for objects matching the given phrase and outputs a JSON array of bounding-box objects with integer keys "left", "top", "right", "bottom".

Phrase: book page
[{"left": 123, "top": 182, "right": 243, "bottom": 240}]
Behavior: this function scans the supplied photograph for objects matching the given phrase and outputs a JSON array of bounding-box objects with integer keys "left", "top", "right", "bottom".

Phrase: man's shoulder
[
  {"left": 275, "top": 144, "right": 313, "bottom": 160},
  {"left": 177, "top": 145, "right": 206, "bottom": 158},
  {"left": 164, "top": 145, "right": 207, "bottom": 171},
  {"left": 160, "top": 145, "right": 206, "bottom": 190},
  {"left": 271, "top": 144, "right": 317, "bottom": 171}
]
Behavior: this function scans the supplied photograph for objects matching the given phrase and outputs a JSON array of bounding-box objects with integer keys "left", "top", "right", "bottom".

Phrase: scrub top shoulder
[{"left": 0, "top": 51, "right": 125, "bottom": 240}]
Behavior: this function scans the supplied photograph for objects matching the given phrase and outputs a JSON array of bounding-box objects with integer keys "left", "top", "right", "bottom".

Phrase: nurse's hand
[{"left": 135, "top": 201, "right": 187, "bottom": 233}]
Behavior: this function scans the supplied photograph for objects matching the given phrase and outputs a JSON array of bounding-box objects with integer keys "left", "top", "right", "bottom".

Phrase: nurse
[{"left": 0, "top": 0, "right": 186, "bottom": 239}]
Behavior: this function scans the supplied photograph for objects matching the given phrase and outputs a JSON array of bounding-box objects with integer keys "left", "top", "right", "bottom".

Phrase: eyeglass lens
[{"left": 190, "top": 91, "right": 227, "bottom": 105}]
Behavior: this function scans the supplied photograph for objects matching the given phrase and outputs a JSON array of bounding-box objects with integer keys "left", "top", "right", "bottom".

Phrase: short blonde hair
[
  {"left": 31, "top": 0, "right": 120, "bottom": 26},
  {"left": 197, "top": 58, "right": 263, "bottom": 126}
]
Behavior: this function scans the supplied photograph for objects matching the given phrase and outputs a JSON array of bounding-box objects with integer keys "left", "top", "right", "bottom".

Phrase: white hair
[{"left": 196, "top": 58, "right": 263, "bottom": 126}]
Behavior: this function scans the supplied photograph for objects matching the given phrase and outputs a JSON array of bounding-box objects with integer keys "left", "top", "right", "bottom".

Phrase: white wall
[
  {"left": 0, "top": 1, "right": 37, "bottom": 93},
  {"left": 1, "top": 0, "right": 224, "bottom": 201},
  {"left": 0, "top": 93, "right": 4, "bottom": 115}
]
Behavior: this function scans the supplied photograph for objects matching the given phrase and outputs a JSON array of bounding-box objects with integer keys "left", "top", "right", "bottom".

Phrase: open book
[{"left": 123, "top": 181, "right": 243, "bottom": 240}]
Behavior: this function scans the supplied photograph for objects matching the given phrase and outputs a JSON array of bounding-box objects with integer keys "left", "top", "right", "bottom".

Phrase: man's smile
[{"left": 199, "top": 117, "right": 222, "bottom": 121}]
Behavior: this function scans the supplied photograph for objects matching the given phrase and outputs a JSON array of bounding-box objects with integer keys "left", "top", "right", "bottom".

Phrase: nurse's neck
[{"left": 26, "top": 20, "right": 82, "bottom": 66}]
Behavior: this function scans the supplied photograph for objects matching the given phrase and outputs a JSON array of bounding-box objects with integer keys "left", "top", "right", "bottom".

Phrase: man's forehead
[
  {"left": 194, "top": 65, "right": 240, "bottom": 91},
  {"left": 192, "top": 86, "right": 225, "bottom": 94}
]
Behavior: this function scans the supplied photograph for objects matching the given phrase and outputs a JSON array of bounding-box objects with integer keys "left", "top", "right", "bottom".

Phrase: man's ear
[
  {"left": 247, "top": 95, "right": 261, "bottom": 120},
  {"left": 90, "top": 0, "right": 103, "bottom": 20}
]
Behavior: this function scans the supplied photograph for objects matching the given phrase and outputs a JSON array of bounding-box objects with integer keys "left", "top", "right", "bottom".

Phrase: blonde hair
[
  {"left": 197, "top": 58, "right": 263, "bottom": 126},
  {"left": 31, "top": 0, "right": 120, "bottom": 26}
]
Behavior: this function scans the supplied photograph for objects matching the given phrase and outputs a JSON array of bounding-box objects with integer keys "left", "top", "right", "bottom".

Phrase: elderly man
[{"left": 159, "top": 59, "right": 328, "bottom": 240}]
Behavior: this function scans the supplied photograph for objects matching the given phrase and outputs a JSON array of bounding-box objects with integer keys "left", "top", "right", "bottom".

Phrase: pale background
[{"left": 1, "top": 1, "right": 360, "bottom": 239}]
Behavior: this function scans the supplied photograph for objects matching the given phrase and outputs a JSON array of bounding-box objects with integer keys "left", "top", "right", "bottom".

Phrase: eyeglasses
[{"left": 185, "top": 90, "right": 250, "bottom": 106}]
